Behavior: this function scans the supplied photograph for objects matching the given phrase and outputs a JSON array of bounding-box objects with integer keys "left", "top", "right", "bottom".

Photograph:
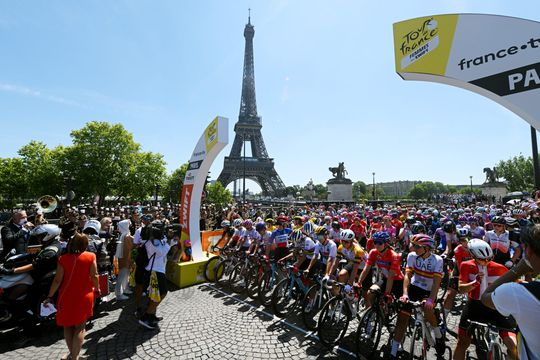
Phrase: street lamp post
[
  {"left": 372, "top": 172, "right": 376, "bottom": 200},
  {"left": 469, "top": 176, "right": 473, "bottom": 193}
]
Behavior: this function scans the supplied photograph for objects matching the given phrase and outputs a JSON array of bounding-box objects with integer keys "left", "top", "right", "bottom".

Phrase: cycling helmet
[
  {"left": 289, "top": 230, "right": 303, "bottom": 242},
  {"left": 484, "top": 221, "right": 494, "bottom": 231},
  {"left": 276, "top": 215, "right": 289, "bottom": 223},
  {"left": 243, "top": 219, "right": 253, "bottom": 227},
  {"left": 331, "top": 221, "right": 340, "bottom": 229},
  {"left": 265, "top": 218, "right": 274, "bottom": 224},
  {"left": 324, "top": 215, "right": 332, "bottom": 221},
  {"left": 458, "top": 216, "right": 468, "bottom": 223},
  {"left": 372, "top": 231, "right": 391, "bottom": 244},
  {"left": 339, "top": 229, "right": 355, "bottom": 242},
  {"left": 232, "top": 218, "right": 243, "bottom": 227},
  {"left": 442, "top": 221, "right": 456, "bottom": 233},
  {"left": 411, "top": 222, "right": 427, "bottom": 234},
  {"left": 457, "top": 228, "right": 470, "bottom": 238},
  {"left": 315, "top": 226, "right": 328, "bottom": 236},
  {"left": 505, "top": 217, "right": 518, "bottom": 227},
  {"left": 405, "top": 216, "right": 416, "bottom": 224},
  {"left": 410, "top": 234, "right": 435, "bottom": 249},
  {"left": 303, "top": 221, "right": 314, "bottom": 234},
  {"left": 512, "top": 209, "right": 525, "bottom": 216},
  {"left": 221, "top": 220, "right": 231, "bottom": 228},
  {"left": 31, "top": 224, "right": 61, "bottom": 243},
  {"left": 83, "top": 219, "right": 101, "bottom": 235},
  {"left": 255, "top": 222, "right": 266, "bottom": 231},
  {"left": 468, "top": 239, "right": 493, "bottom": 260},
  {"left": 491, "top": 216, "right": 506, "bottom": 225},
  {"left": 467, "top": 216, "right": 478, "bottom": 224}
]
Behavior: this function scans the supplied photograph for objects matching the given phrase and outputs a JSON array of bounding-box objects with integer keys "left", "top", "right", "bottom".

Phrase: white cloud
[{"left": 0, "top": 82, "right": 85, "bottom": 108}]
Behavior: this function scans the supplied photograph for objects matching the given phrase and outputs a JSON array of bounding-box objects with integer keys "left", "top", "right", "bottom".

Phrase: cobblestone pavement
[{"left": 0, "top": 283, "right": 484, "bottom": 359}]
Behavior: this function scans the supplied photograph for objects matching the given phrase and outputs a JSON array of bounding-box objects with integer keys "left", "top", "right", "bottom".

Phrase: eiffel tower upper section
[{"left": 217, "top": 14, "right": 286, "bottom": 196}]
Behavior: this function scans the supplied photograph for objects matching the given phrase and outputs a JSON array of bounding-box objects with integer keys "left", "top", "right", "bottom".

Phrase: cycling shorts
[{"left": 458, "top": 299, "right": 516, "bottom": 339}]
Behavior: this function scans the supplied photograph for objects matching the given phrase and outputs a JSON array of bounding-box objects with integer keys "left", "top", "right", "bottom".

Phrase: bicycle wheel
[
  {"left": 488, "top": 342, "right": 504, "bottom": 360},
  {"left": 301, "top": 284, "right": 329, "bottom": 331},
  {"left": 271, "top": 277, "right": 302, "bottom": 318},
  {"left": 258, "top": 269, "right": 276, "bottom": 307},
  {"left": 317, "top": 296, "right": 351, "bottom": 348},
  {"left": 409, "top": 324, "right": 428, "bottom": 360},
  {"left": 355, "top": 307, "right": 382, "bottom": 359},
  {"left": 246, "top": 264, "right": 262, "bottom": 299},
  {"left": 229, "top": 263, "right": 247, "bottom": 293},
  {"left": 214, "top": 259, "right": 234, "bottom": 287},
  {"left": 203, "top": 256, "right": 220, "bottom": 282}
]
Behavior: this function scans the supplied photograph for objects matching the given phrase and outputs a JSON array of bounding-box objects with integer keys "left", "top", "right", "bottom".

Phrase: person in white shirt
[{"left": 482, "top": 225, "right": 540, "bottom": 360}]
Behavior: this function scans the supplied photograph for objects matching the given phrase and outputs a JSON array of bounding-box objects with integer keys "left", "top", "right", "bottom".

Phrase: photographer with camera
[{"left": 138, "top": 220, "right": 173, "bottom": 329}]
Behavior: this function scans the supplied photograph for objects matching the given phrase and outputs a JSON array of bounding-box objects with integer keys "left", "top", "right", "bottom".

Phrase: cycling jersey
[
  {"left": 337, "top": 243, "right": 366, "bottom": 268},
  {"left": 366, "top": 248, "right": 404, "bottom": 281},
  {"left": 232, "top": 227, "right": 246, "bottom": 244},
  {"left": 241, "top": 228, "right": 258, "bottom": 248},
  {"left": 260, "top": 230, "right": 272, "bottom": 246},
  {"left": 302, "top": 237, "right": 317, "bottom": 260},
  {"left": 382, "top": 225, "right": 397, "bottom": 238},
  {"left": 349, "top": 223, "right": 365, "bottom": 238},
  {"left": 270, "top": 228, "right": 292, "bottom": 248},
  {"left": 459, "top": 260, "right": 508, "bottom": 300},
  {"left": 453, "top": 244, "right": 472, "bottom": 269},
  {"left": 313, "top": 240, "right": 337, "bottom": 265},
  {"left": 328, "top": 229, "right": 341, "bottom": 242},
  {"left": 435, "top": 228, "right": 458, "bottom": 251},
  {"left": 484, "top": 230, "right": 510, "bottom": 253},
  {"left": 470, "top": 226, "right": 486, "bottom": 239},
  {"left": 405, "top": 252, "right": 444, "bottom": 291}
]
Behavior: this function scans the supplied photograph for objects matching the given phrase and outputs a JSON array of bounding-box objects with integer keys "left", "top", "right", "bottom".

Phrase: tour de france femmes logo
[{"left": 399, "top": 17, "right": 439, "bottom": 70}]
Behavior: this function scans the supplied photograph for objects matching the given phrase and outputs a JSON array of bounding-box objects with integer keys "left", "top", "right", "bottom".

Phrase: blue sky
[{"left": 0, "top": 1, "right": 538, "bottom": 193}]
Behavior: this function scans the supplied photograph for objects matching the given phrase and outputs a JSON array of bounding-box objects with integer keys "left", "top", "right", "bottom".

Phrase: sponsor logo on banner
[
  {"left": 205, "top": 117, "right": 219, "bottom": 153},
  {"left": 180, "top": 184, "right": 193, "bottom": 235},
  {"left": 399, "top": 18, "right": 439, "bottom": 69},
  {"left": 188, "top": 160, "right": 203, "bottom": 171},
  {"left": 393, "top": 15, "right": 458, "bottom": 76}
]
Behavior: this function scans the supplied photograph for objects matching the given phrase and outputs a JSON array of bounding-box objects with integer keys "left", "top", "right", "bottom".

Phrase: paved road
[{"left": 0, "top": 282, "right": 478, "bottom": 359}]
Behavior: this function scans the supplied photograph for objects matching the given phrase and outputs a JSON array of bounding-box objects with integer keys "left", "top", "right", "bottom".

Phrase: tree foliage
[
  {"left": 0, "top": 121, "right": 168, "bottom": 206},
  {"left": 164, "top": 163, "right": 189, "bottom": 203},
  {"left": 408, "top": 181, "right": 447, "bottom": 200},
  {"left": 206, "top": 181, "right": 232, "bottom": 207},
  {"left": 352, "top": 181, "right": 367, "bottom": 199},
  {"left": 496, "top": 155, "right": 534, "bottom": 192}
]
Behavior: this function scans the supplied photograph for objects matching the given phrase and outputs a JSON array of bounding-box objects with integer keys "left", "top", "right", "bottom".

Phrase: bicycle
[
  {"left": 213, "top": 248, "right": 242, "bottom": 287},
  {"left": 466, "top": 321, "right": 514, "bottom": 360},
  {"left": 355, "top": 287, "right": 399, "bottom": 359},
  {"left": 271, "top": 264, "right": 312, "bottom": 318},
  {"left": 203, "top": 245, "right": 231, "bottom": 282},
  {"left": 317, "top": 280, "right": 363, "bottom": 348},
  {"left": 407, "top": 301, "right": 451, "bottom": 360},
  {"left": 301, "top": 273, "right": 329, "bottom": 331},
  {"left": 257, "top": 257, "right": 287, "bottom": 307}
]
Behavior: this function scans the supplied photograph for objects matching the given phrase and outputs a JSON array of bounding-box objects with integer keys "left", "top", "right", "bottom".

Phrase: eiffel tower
[{"left": 217, "top": 14, "right": 286, "bottom": 197}]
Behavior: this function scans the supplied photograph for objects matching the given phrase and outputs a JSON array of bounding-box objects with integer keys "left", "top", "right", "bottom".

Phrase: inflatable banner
[
  {"left": 393, "top": 14, "right": 540, "bottom": 129},
  {"left": 180, "top": 116, "right": 228, "bottom": 260}
]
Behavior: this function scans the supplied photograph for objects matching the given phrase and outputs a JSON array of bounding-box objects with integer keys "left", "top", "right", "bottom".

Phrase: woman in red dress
[{"left": 44, "top": 232, "right": 100, "bottom": 360}]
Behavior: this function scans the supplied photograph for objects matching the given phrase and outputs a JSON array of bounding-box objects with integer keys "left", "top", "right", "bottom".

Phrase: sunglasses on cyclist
[
  {"left": 373, "top": 240, "right": 384, "bottom": 245},
  {"left": 494, "top": 224, "right": 505, "bottom": 227}
]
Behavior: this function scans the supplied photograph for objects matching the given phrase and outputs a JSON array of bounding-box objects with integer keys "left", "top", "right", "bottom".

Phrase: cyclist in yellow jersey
[{"left": 333, "top": 229, "right": 366, "bottom": 292}]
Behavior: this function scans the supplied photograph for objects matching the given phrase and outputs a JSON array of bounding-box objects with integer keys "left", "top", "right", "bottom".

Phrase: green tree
[
  {"left": 17, "top": 140, "right": 65, "bottom": 198},
  {"left": 366, "top": 184, "right": 385, "bottom": 199},
  {"left": 0, "top": 157, "right": 28, "bottom": 206},
  {"left": 352, "top": 181, "right": 367, "bottom": 199},
  {"left": 313, "top": 184, "right": 328, "bottom": 200},
  {"left": 164, "top": 163, "right": 189, "bottom": 203},
  {"left": 116, "top": 152, "right": 167, "bottom": 201},
  {"left": 206, "top": 181, "right": 232, "bottom": 207},
  {"left": 496, "top": 155, "right": 534, "bottom": 191}
]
